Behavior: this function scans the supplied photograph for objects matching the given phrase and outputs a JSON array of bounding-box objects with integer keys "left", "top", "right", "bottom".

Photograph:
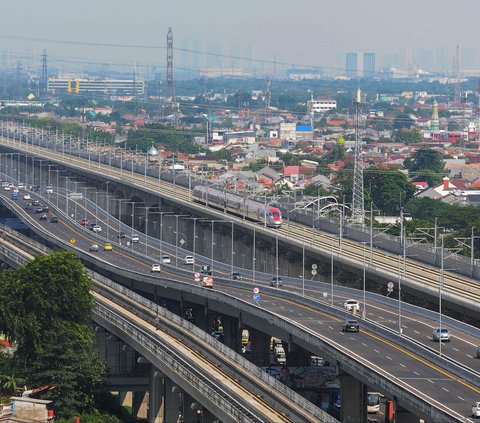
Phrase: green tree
[
  {"left": 393, "top": 128, "right": 423, "bottom": 144},
  {"left": 0, "top": 251, "right": 104, "bottom": 418},
  {"left": 404, "top": 148, "right": 445, "bottom": 186},
  {"left": 364, "top": 167, "right": 416, "bottom": 215}
]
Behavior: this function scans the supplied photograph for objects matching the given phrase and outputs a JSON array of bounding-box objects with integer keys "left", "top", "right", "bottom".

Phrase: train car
[{"left": 192, "top": 185, "right": 283, "bottom": 228}]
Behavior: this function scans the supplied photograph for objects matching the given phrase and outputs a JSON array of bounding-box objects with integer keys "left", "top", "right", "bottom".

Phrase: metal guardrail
[
  {"left": 0, "top": 219, "right": 333, "bottom": 422},
  {"left": 2, "top": 192, "right": 479, "bottom": 383},
  {"left": 93, "top": 304, "right": 262, "bottom": 423},
  {"left": 93, "top": 272, "right": 333, "bottom": 423},
  {"left": 0, "top": 193, "right": 473, "bottom": 421}
]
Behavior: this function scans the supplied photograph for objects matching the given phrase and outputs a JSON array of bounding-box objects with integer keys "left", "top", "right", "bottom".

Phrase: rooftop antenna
[{"left": 351, "top": 88, "right": 365, "bottom": 225}]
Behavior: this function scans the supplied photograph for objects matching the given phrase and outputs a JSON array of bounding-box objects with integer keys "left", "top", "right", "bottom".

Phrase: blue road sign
[{"left": 253, "top": 293, "right": 261, "bottom": 301}]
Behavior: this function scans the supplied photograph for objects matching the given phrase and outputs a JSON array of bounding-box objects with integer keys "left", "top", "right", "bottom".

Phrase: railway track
[
  {"left": 0, "top": 218, "right": 326, "bottom": 423},
  {"left": 2, "top": 136, "right": 479, "bottom": 306}
]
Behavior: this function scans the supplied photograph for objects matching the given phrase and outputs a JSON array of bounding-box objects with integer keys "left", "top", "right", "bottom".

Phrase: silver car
[{"left": 432, "top": 327, "right": 451, "bottom": 342}]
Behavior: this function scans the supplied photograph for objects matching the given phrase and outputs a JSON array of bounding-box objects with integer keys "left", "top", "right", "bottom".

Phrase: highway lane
[
  {"left": 1, "top": 191, "right": 480, "bottom": 421},
  {"left": 2, "top": 134, "right": 478, "bottom": 298},
  {"left": 4, "top": 187, "right": 480, "bottom": 373}
]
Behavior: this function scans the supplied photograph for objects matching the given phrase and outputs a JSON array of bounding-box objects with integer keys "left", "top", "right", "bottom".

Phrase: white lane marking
[
  {"left": 442, "top": 387, "right": 449, "bottom": 393},
  {"left": 308, "top": 317, "right": 313, "bottom": 320},
  {"left": 403, "top": 325, "right": 408, "bottom": 329},
  {"left": 399, "top": 363, "right": 406, "bottom": 368},
  {"left": 362, "top": 342, "right": 368, "bottom": 347},
  {"left": 378, "top": 316, "right": 385, "bottom": 320},
  {"left": 374, "top": 349, "right": 380, "bottom": 354},
  {"left": 452, "top": 347, "right": 459, "bottom": 352},
  {"left": 386, "top": 356, "right": 392, "bottom": 361},
  {"left": 413, "top": 371, "right": 420, "bottom": 376},
  {"left": 414, "top": 330, "right": 420, "bottom": 334},
  {"left": 428, "top": 379, "right": 434, "bottom": 384},
  {"left": 467, "top": 354, "right": 473, "bottom": 358},
  {"left": 458, "top": 396, "right": 465, "bottom": 402},
  {"left": 298, "top": 313, "right": 303, "bottom": 316}
]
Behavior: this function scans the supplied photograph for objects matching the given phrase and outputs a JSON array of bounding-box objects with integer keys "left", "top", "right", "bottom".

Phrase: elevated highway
[
  {"left": 0, "top": 184, "right": 478, "bottom": 421},
  {"left": 0, "top": 132, "right": 479, "bottom": 325},
  {"left": 0, "top": 219, "right": 330, "bottom": 423}
]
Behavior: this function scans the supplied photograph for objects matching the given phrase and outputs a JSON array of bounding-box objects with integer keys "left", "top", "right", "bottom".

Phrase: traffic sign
[
  {"left": 311, "top": 264, "right": 318, "bottom": 270},
  {"left": 194, "top": 272, "right": 200, "bottom": 278},
  {"left": 311, "top": 269, "right": 317, "bottom": 276},
  {"left": 253, "top": 287, "right": 260, "bottom": 294},
  {"left": 253, "top": 293, "right": 261, "bottom": 301},
  {"left": 70, "top": 238, "right": 76, "bottom": 244}
]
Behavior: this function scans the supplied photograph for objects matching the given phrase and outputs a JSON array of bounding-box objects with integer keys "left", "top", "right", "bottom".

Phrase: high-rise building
[
  {"left": 363, "top": 52, "right": 376, "bottom": 78},
  {"left": 346, "top": 53, "right": 357, "bottom": 78}
]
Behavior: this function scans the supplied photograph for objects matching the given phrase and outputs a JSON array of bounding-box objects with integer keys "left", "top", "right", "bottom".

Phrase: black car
[
  {"left": 39, "top": 214, "right": 48, "bottom": 221},
  {"left": 342, "top": 319, "right": 360, "bottom": 333},
  {"left": 231, "top": 272, "right": 242, "bottom": 280},
  {"left": 50, "top": 216, "right": 59, "bottom": 223},
  {"left": 201, "top": 265, "right": 212, "bottom": 275},
  {"left": 32, "top": 199, "right": 40, "bottom": 206},
  {"left": 117, "top": 231, "right": 126, "bottom": 239},
  {"left": 42, "top": 206, "right": 49, "bottom": 212},
  {"left": 35, "top": 207, "right": 44, "bottom": 214},
  {"left": 25, "top": 203, "right": 33, "bottom": 210}
]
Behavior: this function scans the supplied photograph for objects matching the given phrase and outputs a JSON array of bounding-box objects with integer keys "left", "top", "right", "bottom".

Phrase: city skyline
[{"left": 0, "top": 0, "right": 478, "bottom": 76}]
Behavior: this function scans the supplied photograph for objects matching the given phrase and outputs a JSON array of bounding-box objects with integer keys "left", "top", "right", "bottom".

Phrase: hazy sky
[{"left": 1, "top": 0, "right": 479, "bottom": 76}]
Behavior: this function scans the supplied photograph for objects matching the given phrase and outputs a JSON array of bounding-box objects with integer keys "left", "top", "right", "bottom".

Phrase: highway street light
[
  {"left": 362, "top": 241, "right": 367, "bottom": 319},
  {"left": 204, "top": 219, "right": 231, "bottom": 276},
  {"left": 126, "top": 201, "right": 144, "bottom": 250},
  {"left": 183, "top": 217, "right": 208, "bottom": 269},
  {"left": 105, "top": 181, "right": 110, "bottom": 242},
  {"left": 154, "top": 211, "right": 173, "bottom": 259},
  {"left": 113, "top": 198, "right": 129, "bottom": 243},
  {"left": 165, "top": 214, "right": 189, "bottom": 267}
]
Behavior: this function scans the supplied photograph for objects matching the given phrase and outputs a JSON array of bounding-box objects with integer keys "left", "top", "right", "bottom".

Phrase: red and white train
[{"left": 192, "top": 186, "right": 283, "bottom": 228}]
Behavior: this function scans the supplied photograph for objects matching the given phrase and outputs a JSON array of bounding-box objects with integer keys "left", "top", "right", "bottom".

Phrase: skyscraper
[
  {"left": 346, "top": 53, "right": 357, "bottom": 78},
  {"left": 363, "top": 52, "right": 376, "bottom": 78}
]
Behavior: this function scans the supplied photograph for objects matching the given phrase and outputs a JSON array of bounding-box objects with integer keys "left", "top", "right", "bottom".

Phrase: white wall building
[{"left": 308, "top": 98, "right": 337, "bottom": 113}]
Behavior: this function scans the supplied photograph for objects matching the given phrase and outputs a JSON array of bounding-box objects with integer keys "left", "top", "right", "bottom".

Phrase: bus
[{"left": 367, "top": 392, "right": 381, "bottom": 413}]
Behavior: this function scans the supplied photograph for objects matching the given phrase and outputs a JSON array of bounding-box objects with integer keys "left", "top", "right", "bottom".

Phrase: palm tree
[{"left": 0, "top": 374, "right": 24, "bottom": 396}]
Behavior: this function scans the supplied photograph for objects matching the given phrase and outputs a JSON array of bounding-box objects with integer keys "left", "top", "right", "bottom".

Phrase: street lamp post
[
  {"left": 362, "top": 241, "right": 367, "bottom": 319},
  {"left": 157, "top": 212, "right": 174, "bottom": 259},
  {"left": 105, "top": 181, "right": 110, "bottom": 242},
  {"left": 184, "top": 217, "right": 207, "bottom": 268},
  {"left": 126, "top": 201, "right": 145, "bottom": 250},
  {"left": 253, "top": 226, "right": 256, "bottom": 285}
]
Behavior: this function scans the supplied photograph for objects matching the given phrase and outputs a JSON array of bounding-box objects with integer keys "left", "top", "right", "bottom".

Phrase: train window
[{"left": 272, "top": 211, "right": 280, "bottom": 217}]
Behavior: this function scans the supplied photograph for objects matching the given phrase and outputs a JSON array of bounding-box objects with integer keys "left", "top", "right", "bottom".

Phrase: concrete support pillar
[
  {"left": 119, "top": 391, "right": 132, "bottom": 407},
  {"left": 133, "top": 391, "right": 148, "bottom": 420},
  {"left": 395, "top": 403, "right": 423, "bottom": 423},
  {"left": 183, "top": 392, "right": 203, "bottom": 423},
  {"left": 164, "top": 379, "right": 181, "bottom": 423},
  {"left": 286, "top": 339, "right": 311, "bottom": 366},
  {"left": 221, "top": 316, "right": 240, "bottom": 351},
  {"left": 248, "top": 328, "right": 270, "bottom": 366},
  {"left": 339, "top": 372, "right": 367, "bottom": 423},
  {"left": 148, "top": 366, "right": 164, "bottom": 423}
]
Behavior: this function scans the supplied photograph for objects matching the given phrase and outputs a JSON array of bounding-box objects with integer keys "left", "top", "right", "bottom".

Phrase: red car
[{"left": 81, "top": 218, "right": 89, "bottom": 226}]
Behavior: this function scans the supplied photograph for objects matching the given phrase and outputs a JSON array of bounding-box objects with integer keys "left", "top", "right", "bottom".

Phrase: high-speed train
[{"left": 192, "top": 186, "right": 283, "bottom": 228}]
